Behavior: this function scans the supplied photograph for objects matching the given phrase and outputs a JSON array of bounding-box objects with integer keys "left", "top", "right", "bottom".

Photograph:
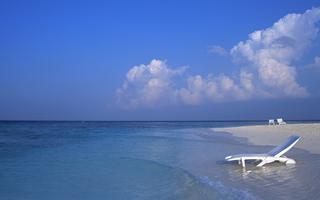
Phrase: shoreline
[{"left": 212, "top": 123, "right": 320, "bottom": 154}]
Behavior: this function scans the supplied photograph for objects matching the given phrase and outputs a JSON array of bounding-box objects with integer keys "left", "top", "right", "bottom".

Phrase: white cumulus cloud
[
  {"left": 231, "top": 7, "right": 320, "bottom": 97},
  {"left": 116, "top": 7, "right": 320, "bottom": 108},
  {"left": 178, "top": 73, "right": 253, "bottom": 105},
  {"left": 209, "top": 45, "right": 229, "bottom": 57},
  {"left": 117, "top": 60, "right": 255, "bottom": 108},
  {"left": 306, "top": 56, "right": 320, "bottom": 70},
  {"left": 116, "top": 59, "right": 187, "bottom": 108}
]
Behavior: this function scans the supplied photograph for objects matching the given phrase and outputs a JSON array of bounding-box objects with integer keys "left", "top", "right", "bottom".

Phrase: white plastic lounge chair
[
  {"left": 268, "top": 119, "right": 275, "bottom": 125},
  {"left": 225, "top": 135, "right": 301, "bottom": 167},
  {"left": 277, "top": 118, "right": 286, "bottom": 125}
]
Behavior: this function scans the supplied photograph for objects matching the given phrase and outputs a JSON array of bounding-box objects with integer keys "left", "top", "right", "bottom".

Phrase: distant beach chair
[
  {"left": 268, "top": 119, "right": 275, "bottom": 125},
  {"left": 225, "top": 135, "right": 301, "bottom": 167},
  {"left": 277, "top": 118, "right": 287, "bottom": 125}
]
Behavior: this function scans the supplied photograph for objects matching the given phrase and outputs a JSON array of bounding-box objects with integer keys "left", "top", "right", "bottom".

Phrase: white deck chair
[
  {"left": 225, "top": 135, "right": 301, "bottom": 167},
  {"left": 268, "top": 119, "right": 275, "bottom": 125},
  {"left": 277, "top": 118, "right": 286, "bottom": 125}
]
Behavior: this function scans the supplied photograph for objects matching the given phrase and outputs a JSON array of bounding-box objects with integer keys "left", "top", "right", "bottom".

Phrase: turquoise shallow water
[{"left": 0, "top": 121, "right": 319, "bottom": 199}]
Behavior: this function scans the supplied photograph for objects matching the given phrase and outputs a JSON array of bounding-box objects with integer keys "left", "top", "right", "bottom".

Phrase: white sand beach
[{"left": 213, "top": 123, "right": 320, "bottom": 154}]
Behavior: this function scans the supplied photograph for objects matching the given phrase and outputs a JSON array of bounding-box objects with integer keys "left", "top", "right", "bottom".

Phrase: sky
[{"left": 0, "top": 0, "right": 320, "bottom": 120}]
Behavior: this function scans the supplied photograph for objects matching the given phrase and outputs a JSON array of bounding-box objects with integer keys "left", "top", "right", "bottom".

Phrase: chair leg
[
  {"left": 241, "top": 158, "right": 246, "bottom": 167},
  {"left": 257, "top": 160, "right": 267, "bottom": 167}
]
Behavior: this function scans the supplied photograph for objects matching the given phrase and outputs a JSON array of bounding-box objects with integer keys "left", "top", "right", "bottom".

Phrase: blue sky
[{"left": 0, "top": 0, "right": 320, "bottom": 120}]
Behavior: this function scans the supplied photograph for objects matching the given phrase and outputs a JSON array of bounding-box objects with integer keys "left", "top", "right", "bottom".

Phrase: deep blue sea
[{"left": 0, "top": 121, "right": 319, "bottom": 200}]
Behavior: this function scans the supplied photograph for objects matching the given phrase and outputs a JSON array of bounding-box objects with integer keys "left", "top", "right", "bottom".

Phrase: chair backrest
[{"left": 268, "top": 135, "right": 301, "bottom": 157}]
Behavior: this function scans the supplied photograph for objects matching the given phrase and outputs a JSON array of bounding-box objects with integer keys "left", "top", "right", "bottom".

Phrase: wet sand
[{"left": 213, "top": 123, "right": 320, "bottom": 154}]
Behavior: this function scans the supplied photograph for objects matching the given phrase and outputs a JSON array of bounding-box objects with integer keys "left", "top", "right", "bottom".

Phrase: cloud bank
[{"left": 117, "top": 7, "right": 320, "bottom": 108}]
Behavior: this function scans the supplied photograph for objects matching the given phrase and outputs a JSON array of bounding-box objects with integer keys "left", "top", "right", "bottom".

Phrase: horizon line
[{"left": 1, "top": 119, "right": 320, "bottom": 122}]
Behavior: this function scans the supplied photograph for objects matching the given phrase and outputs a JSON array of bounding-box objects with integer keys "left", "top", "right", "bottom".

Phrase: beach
[{"left": 213, "top": 123, "right": 320, "bottom": 154}]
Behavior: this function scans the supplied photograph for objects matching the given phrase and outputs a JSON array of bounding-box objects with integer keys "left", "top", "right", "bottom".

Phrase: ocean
[{"left": 0, "top": 121, "right": 319, "bottom": 200}]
